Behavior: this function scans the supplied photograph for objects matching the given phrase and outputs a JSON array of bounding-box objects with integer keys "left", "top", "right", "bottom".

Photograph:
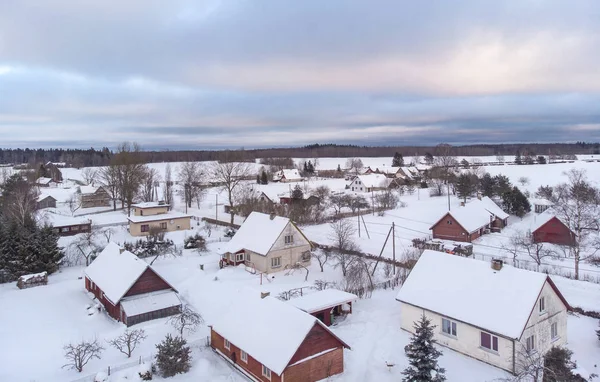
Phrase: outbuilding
[
  {"left": 531, "top": 213, "right": 576, "bottom": 246},
  {"left": 288, "top": 289, "right": 357, "bottom": 326}
]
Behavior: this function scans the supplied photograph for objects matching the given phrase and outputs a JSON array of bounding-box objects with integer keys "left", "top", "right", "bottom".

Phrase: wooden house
[
  {"left": 41, "top": 213, "right": 92, "bottom": 236},
  {"left": 35, "top": 177, "right": 56, "bottom": 188},
  {"left": 273, "top": 169, "right": 304, "bottom": 183},
  {"left": 220, "top": 212, "right": 312, "bottom": 273},
  {"left": 396, "top": 250, "right": 570, "bottom": 375},
  {"left": 36, "top": 195, "right": 57, "bottom": 209},
  {"left": 127, "top": 201, "right": 191, "bottom": 237},
  {"left": 84, "top": 243, "right": 182, "bottom": 326},
  {"left": 531, "top": 198, "right": 554, "bottom": 214},
  {"left": 348, "top": 174, "right": 389, "bottom": 193},
  {"left": 288, "top": 289, "right": 357, "bottom": 326},
  {"left": 531, "top": 213, "right": 576, "bottom": 246},
  {"left": 210, "top": 295, "right": 350, "bottom": 382},
  {"left": 79, "top": 186, "right": 111, "bottom": 208}
]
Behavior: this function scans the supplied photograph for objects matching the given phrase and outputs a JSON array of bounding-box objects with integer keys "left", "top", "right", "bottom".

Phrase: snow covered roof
[
  {"left": 79, "top": 185, "right": 99, "bottom": 194},
  {"left": 39, "top": 212, "right": 90, "bottom": 227},
  {"left": 127, "top": 211, "right": 191, "bottom": 223},
  {"left": 530, "top": 198, "right": 554, "bottom": 206},
  {"left": 475, "top": 196, "right": 509, "bottom": 220},
  {"left": 120, "top": 290, "right": 181, "bottom": 317},
  {"left": 396, "top": 250, "right": 567, "bottom": 339},
  {"left": 84, "top": 243, "right": 173, "bottom": 305},
  {"left": 274, "top": 169, "right": 303, "bottom": 181},
  {"left": 353, "top": 174, "right": 390, "bottom": 188},
  {"left": 131, "top": 202, "right": 169, "bottom": 208},
  {"left": 223, "top": 212, "right": 291, "bottom": 256},
  {"left": 36, "top": 194, "right": 56, "bottom": 202},
  {"left": 211, "top": 296, "right": 349, "bottom": 375},
  {"left": 36, "top": 177, "right": 53, "bottom": 185},
  {"left": 431, "top": 203, "right": 492, "bottom": 233},
  {"left": 287, "top": 289, "right": 358, "bottom": 314}
]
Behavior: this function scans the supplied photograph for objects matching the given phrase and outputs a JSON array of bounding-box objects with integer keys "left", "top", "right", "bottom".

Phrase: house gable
[
  {"left": 123, "top": 267, "right": 174, "bottom": 298},
  {"left": 268, "top": 221, "right": 311, "bottom": 253},
  {"left": 287, "top": 322, "right": 348, "bottom": 366}
]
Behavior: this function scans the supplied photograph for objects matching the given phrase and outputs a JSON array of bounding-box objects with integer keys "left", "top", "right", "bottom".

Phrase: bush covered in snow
[
  {"left": 124, "top": 238, "right": 176, "bottom": 259},
  {"left": 183, "top": 233, "right": 207, "bottom": 252},
  {"left": 138, "top": 363, "right": 152, "bottom": 380}
]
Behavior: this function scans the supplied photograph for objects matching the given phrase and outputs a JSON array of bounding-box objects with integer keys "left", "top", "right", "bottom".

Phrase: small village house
[
  {"left": 36, "top": 195, "right": 57, "bottom": 209},
  {"left": 531, "top": 213, "right": 576, "bottom": 246},
  {"left": 288, "top": 289, "right": 357, "bottom": 326},
  {"left": 220, "top": 212, "right": 312, "bottom": 274},
  {"left": 210, "top": 295, "right": 350, "bottom": 382},
  {"left": 531, "top": 198, "right": 554, "bottom": 214},
  {"left": 396, "top": 250, "right": 570, "bottom": 375},
  {"left": 84, "top": 243, "right": 182, "bottom": 326},
  {"left": 127, "top": 201, "right": 191, "bottom": 237},
  {"left": 472, "top": 196, "right": 509, "bottom": 230},
  {"left": 35, "top": 177, "right": 56, "bottom": 188},
  {"left": 41, "top": 213, "right": 92, "bottom": 236},
  {"left": 78, "top": 186, "right": 111, "bottom": 208},
  {"left": 273, "top": 169, "right": 304, "bottom": 183},
  {"left": 348, "top": 174, "right": 389, "bottom": 192}
]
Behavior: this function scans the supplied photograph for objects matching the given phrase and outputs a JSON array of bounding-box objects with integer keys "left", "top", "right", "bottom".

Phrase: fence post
[{"left": 107, "top": 366, "right": 110, "bottom": 376}]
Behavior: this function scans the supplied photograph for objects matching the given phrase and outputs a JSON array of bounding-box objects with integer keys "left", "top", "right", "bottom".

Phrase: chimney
[
  {"left": 119, "top": 247, "right": 125, "bottom": 254},
  {"left": 261, "top": 292, "right": 270, "bottom": 299},
  {"left": 491, "top": 259, "right": 503, "bottom": 271},
  {"left": 269, "top": 213, "right": 276, "bottom": 220}
]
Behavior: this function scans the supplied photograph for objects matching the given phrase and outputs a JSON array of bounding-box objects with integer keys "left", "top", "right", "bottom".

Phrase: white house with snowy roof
[
  {"left": 273, "top": 169, "right": 304, "bottom": 183},
  {"left": 210, "top": 295, "right": 350, "bottom": 382},
  {"left": 84, "top": 243, "right": 182, "bottom": 326},
  {"left": 220, "top": 212, "right": 312, "bottom": 274},
  {"left": 348, "top": 174, "right": 390, "bottom": 192},
  {"left": 396, "top": 250, "right": 570, "bottom": 374}
]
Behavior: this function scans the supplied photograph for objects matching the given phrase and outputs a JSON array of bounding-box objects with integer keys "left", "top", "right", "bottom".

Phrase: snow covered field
[{"left": 4, "top": 155, "right": 600, "bottom": 381}]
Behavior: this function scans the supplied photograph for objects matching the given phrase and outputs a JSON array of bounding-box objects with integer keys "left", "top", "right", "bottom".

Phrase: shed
[
  {"left": 429, "top": 203, "right": 493, "bottom": 242},
  {"left": 36, "top": 195, "right": 57, "bottom": 210},
  {"left": 531, "top": 213, "right": 576, "bottom": 246},
  {"left": 40, "top": 213, "right": 92, "bottom": 236},
  {"left": 288, "top": 289, "right": 358, "bottom": 326}
]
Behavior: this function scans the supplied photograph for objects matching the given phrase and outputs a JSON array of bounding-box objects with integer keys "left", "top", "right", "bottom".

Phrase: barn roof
[
  {"left": 120, "top": 290, "right": 181, "bottom": 317},
  {"left": 79, "top": 185, "right": 99, "bottom": 195},
  {"left": 396, "top": 250, "right": 567, "bottom": 339},
  {"left": 131, "top": 201, "right": 169, "bottom": 208},
  {"left": 84, "top": 242, "right": 176, "bottom": 305},
  {"left": 477, "top": 196, "right": 509, "bottom": 220},
  {"left": 211, "top": 296, "right": 349, "bottom": 375},
  {"left": 287, "top": 289, "right": 358, "bottom": 314},
  {"left": 430, "top": 203, "right": 492, "bottom": 234},
  {"left": 530, "top": 212, "right": 573, "bottom": 234},
  {"left": 223, "top": 212, "right": 297, "bottom": 256}
]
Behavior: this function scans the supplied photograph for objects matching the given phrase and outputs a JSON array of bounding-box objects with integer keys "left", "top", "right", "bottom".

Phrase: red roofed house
[
  {"left": 211, "top": 295, "right": 350, "bottom": 382},
  {"left": 85, "top": 242, "right": 182, "bottom": 326},
  {"left": 531, "top": 213, "right": 576, "bottom": 246}
]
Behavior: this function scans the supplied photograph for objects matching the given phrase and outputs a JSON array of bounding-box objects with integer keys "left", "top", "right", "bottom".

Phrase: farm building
[
  {"left": 472, "top": 196, "right": 509, "bottom": 230},
  {"left": 348, "top": 174, "right": 389, "bottom": 192},
  {"left": 396, "top": 250, "right": 570, "bottom": 375},
  {"left": 127, "top": 201, "right": 191, "bottom": 237},
  {"left": 36, "top": 195, "right": 57, "bottom": 209},
  {"left": 35, "top": 177, "right": 56, "bottom": 187},
  {"left": 220, "top": 212, "right": 312, "bottom": 274},
  {"left": 288, "top": 289, "right": 357, "bottom": 326},
  {"left": 210, "top": 295, "right": 350, "bottom": 382},
  {"left": 84, "top": 243, "right": 182, "bottom": 326},
  {"left": 40, "top": 213, "right": 92, "bottom": 236},
  {"left": 531, "top": 198, "right": 554, "bottom": 214},
  {"left": 78, "top": 186, "right": 111, "bottom": 208},
  {"left": 531, "top": 213, "right": 576, "bottom": 246},
  {"left": 273, "top": 169, "right": 304, "bottom": 183}
]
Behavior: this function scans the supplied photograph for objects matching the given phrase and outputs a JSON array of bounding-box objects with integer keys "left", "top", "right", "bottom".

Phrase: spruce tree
[
  {"left": 479, "top": 173, "right": 496, "bottom": 198},
  {"left": 155, "top": 334, "right": 191, "bottom": 377},
  {"left": 392, "top": 152, "right": 404, "bottom": 167},
  {"left": 256, "top": 174, "right": 260, "bottom": 184},
  {"left": 261, "top": 170, "right": 268, "bottom": 185},
  {"left": 336, "top": 164, "right": 342, "bottom": 172},
  {"left": 543, "top": 346, "right": 586, "bottom": 382},
  {"left": 292, "top": 185, "right": 304, "bottom": 200},
  {"left": 515, "top": 150, "right": 523, "bottom": 165},
  {"left": 456, "top": 173, "right": 475, "bottom": 202},
  {"left": 402, "top": 314, "right": 446, "bottom": 382}
]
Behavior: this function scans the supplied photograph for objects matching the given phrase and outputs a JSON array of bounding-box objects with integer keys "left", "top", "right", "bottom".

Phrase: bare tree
[
  {"left": 2, "top": 175, "right": 39, "bottom": 226},
  {"left": 98, "top": 165, "right": 120, "bottom": 211},
  {"left": 62, "top": 339, "right": 103, "bottom": 373},
  {"left": 168, "top": 305, "right": 203, "bottom": 337},
  {"left": 311, "top": 185, "right": 331, "bottom": 205},
  {"left": 211, "top": 160, "right": 254, "bottom": 224},
  {"left": 113, "top": 142, "right": 147, "bottom": 216},
  {"left": 329, "top": 219, "right": 359, "bottom": 276},
  {"left": 100, "top": 227, "right": 114, "bottom": 243},
  {"left": 496, "top": 154, "right": 505, "bottom": 163},
  {"left": 66, "top": 194, "right": 81, "bottom": 216},
  {"left": 329, "top": 194, "right": 350, "bottom": 215},
  {"left": 81, "top": 168, "right": 97, "bottom": 186},
  {"left": 163, "top": 163, "right": 174, "bottom": 210},
  {"left": 339, "top": 258, "right": 373, "bottom": 298},
  {"left": 108, "top": 329, "right": 147, "bottom": 358},
  {"left": 518, "top": 176, "right": 530, "bottom": 186},
  {"left": 140, "top": 167, "right": 160, "bottom": 202},
  {"left": 312, "top": 249, "right": 331, "bottom": 272},
  {"left": 178, "top": 162, "right": 205, "bottom": 212},
  {"left": 345, "top": 158, "right": 364, "bottom": 174},
  {"left": 508, "top": 231, "right": 555, "bottom": 270},
  {"left": 550, "top": 169, "right": 600, "bottom": 279},
  {"left": 347, "top": 194, "right": 369, "bottom": 214},
  {"left": 69, "top": 228, "right": 100, "bottom": 266},
  {"left": 374, "top": 189, "right": 399, "bottom": 210}
]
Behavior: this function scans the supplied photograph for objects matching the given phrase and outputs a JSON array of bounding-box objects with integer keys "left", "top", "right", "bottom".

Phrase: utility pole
[
  {"left": 392, "top": 222, "right": 396, "bottom": 275},
  {"left": 447, "top": 182, "right": 451, "bottom": 211},
  {"left": 358, "top": 207, "right": 361, "bottom": 238},
  {"left": 371, "top": 189, "right": 375, "bottom": 216},
  {"left": 215, "top": 194, "right": 218, "bottom": 221}
]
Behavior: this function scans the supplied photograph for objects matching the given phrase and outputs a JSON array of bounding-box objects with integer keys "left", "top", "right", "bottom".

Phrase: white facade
[{"left": 348, "top": 174, "right": 389, "bottom": 192}]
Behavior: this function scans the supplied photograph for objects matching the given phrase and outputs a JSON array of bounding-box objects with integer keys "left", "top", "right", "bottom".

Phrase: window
[
  {"left": 551, "top": 322, "right": 558, "bottom": 340},
  {"left": 262, "top": 365, "right": 271, "bottom": 380},
  {"left": 244, "top": 252, "right": 251, "bottom": 262},
  {"left": 224, "top": 339, "right": 230, "bottom": 350},
  {"left": 285, "top": 235, "right": 294, "bottom": 244},
  {"left": 241, "top": 350, "right": 248, "bottom": 363},
  {"left": 61, "top": 227, "right": 70, "bottom": 232},
  {"left": 160, "top": 222, "right": 167, "bottom": 230},
  {"left": 71, "top": 225, "right": 79, "bottom": 231},
  {"left": 526, "top": 335, "right": 535, "bottom": 353},
  {"left": 447, "top": 220, "right": 452, "bottom": 225},
  {"left": 539, "top": 297, "right": 546, "bottom": 314},
  {"left": 236, "top": 253, "right": 244, "bottom": 262},
  {"left": 271, "top": 257, "right": 281, "bottom": 268},
  {"left": 480, "top": 332, "right": 499, "bottom": 352},
  {"left": 442, "top": 318, "right": 457, "bottom": 337},
  {"left": 301, "top": 251, "right": 311, "bottom": 262},
  {"left": 141, "top": 224, "right": 150, "bottom": 232}
]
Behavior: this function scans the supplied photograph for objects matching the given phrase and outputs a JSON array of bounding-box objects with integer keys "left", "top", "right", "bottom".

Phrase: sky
[{"left": 1, "top": 0, "right": 600, "bottom": 150}]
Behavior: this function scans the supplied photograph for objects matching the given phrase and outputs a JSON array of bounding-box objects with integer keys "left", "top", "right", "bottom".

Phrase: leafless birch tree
[
  {"left": 108, "top": 329, "right": 147, "bottom": 358},
  {"left": 211, "top": 160, "right": 253, "bottom": 224}
]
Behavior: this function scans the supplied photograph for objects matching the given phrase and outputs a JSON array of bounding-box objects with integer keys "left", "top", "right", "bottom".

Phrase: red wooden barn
[
  {"left": 210, "top": 295, "right": 350, "bottom": 382},
  {"left": 84, "top": 242, "right": 181, "bottom": 326},
  {"left": 288, "top": 289, "right": 357, "bottom": 326},
  {"left": 531, "top": 214, "right": 576, "bottom": 246}
]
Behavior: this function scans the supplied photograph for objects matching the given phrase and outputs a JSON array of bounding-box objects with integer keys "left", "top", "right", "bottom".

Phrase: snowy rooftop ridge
[
  {"left": 36, "top": 177, "right": 53, "bottom": 184},
  {"left": 131, "top": 201, "right": 169, "bottom": 208},
  {"left": 223, "top": 211, "right": 290, "bottom": 256},
  {"left": 288, "top": 289, "right": 358, "bottom": 314},
  {"left": 211, "top": 295, "right": 348, "bottom": 376},
  {"left": 354, "top": 174, "right": 390, "bottom": 188},
  {"left": 476, "top": 196, "right": 509, "bottom": 220},
  {"left": 432, "top": 203, "right": 492, "bottom": 233},
  {"left": 39, "top": 212, "right": 91, "bottom": 227},
  {"left": 127, "top": 211, "right": 191, "bottom": 223},
  {"left": 396, "top": 250, "right": 566, "bottom": 339}
]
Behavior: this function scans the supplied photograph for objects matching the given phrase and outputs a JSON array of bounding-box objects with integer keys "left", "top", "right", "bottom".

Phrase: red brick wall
[
  {"left": 284, "top": 348, "right": 344, "bottom": 382},
  {"left": 124, "top": 268, "right": 172, "bottom": 297},
  {"left": 210, "top": 329, "right": 282, "bottom": 382},
  {"left": 533, "top": 217, "right": 576, "bottom": 246},
  {"left": 431, "top": 213, "right": 471, "bottom": 242},
  {"left": 288, "top": 324, "right": 343, "bottom": 365}
]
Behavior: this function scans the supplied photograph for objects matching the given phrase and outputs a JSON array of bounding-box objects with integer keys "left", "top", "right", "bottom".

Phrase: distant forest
[{"left": 1, "top": 142, "right": 599, "bottom": 168}]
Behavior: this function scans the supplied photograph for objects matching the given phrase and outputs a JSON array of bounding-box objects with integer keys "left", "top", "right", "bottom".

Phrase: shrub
[
  {"left": 183, "top": 233, "right": 207, "bottom": 251},
  {"left": 155, "top": 334, "right": 191, "bottom": 378}
]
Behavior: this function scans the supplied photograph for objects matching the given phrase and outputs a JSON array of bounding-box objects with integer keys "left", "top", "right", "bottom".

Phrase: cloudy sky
[{"left": 1, "top": 1, "right": 600, "bottom": 149}]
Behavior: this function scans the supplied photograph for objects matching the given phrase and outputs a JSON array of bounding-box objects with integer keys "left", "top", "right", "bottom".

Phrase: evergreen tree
[
  {"left": 543, "top": 346, "right": 587, "bottom": 382},
  {"left": 260, "top": 170, "right": 268, "bottom": 185},
  {"left": 515, "top": 150, "right": 523, "bottom": 165},
  {"left": 537, "top": 155, "right": 547, "bottom": 164},
  {"left": 256, "top": 174, "right": 260, "bottom": 184},
  {"left": 392, "top": 152, "right": 404, "bottom": 167},
  {"left": 424, "top": 152, "right": 434, "bottom": 165},
  {"left": 155, "top": 334, "right": 191, "bottom": 378},
  {"left": 336, "top": 164, "right": 342, "bottom": 172},
  {"left": 35, "top": 225, "right": 63, "bottom": 274},
  {"left": 303, "top": 161, "right": 308, "bottom": 173},
  {"left": 305, "top": 161, "right": 315, "bottom": 174},
  {"left": 479, "top": 173, "right": 496, "bottom": 198},
  {"left": 402, "top": 314, "right": 446, "bottom": 382},
  {"left": 456, "top": 174, "right": 476, "bottom": 202},
  {"left": 493, "top": 174, "right": 512, "bottom": 196},
  {"left": 292, "top": 184, "right": 304, "bottom": 200},
  {"left": 596, "top": 322, "right": 599, "bottom": 342},
  {"left": 502, "top": 186, "right": 531, "bottom": 217}
]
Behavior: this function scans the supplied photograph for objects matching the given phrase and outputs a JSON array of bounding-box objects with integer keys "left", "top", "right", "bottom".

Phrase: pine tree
[
  {"left": 479, "top": 173, "right": 496, "bottom": 198},
  {"left": 392, "top": 152, "right": 404, "bottom": 167},
  {"left": 336, "top": 164, "right": 342, "bottom": 172},
  {"left": 303, "top": 161, "right": 308, "bottom": 173},
  {"left": 402, "top": 314, "right": 446, "bottom": 382},
  {"left": 456, "top": 173, "right": 475, "bottom": 202},
  {"left": 493, "top": 174, "right": 512, "bottom": 196},
  {"left": 543, "top": 346, "right": 587, "bottom": 382},
  {"left": 502, "top": 186, "right": 531, "bottom": 217},
  {"left": 256, "top": 174, "right": 260, "bottom": 184},
  {"left": 261, "top": 170, "right": 268, "bottom": 185},
  {"left": 515, "top": 150, "right": 523, "bottom": 165},
  {"left": 155, "top": 334, "right": 191, "bottom": 378},
  {"left": 292, "top": 184, "right": 304, "bottom": 200},
  {"left": 306, "top": 161, "right": 315, "bottom": 174}
]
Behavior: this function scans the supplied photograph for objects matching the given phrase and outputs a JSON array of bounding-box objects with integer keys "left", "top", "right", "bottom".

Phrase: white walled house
[
  {"left": 273, "top": 169, "right": 304, "bottom": 183},
  {"left": 348, "top": 174, "right": 389, "bottom": 192},
  {"left": 220, "top": 212, "right": 312, "bottom": 274},
  {"left": 396, "top": 250, "right": 570, "bottom": 375}
]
